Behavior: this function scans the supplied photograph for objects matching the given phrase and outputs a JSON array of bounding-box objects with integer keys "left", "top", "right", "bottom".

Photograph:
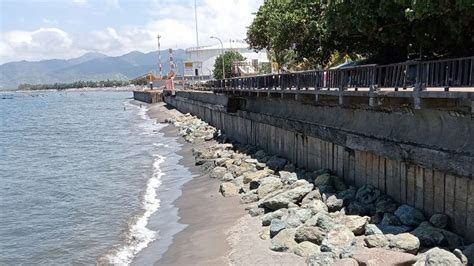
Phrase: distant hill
[{"left": 0, "top": 50, "right": 186, "bottom": 90}]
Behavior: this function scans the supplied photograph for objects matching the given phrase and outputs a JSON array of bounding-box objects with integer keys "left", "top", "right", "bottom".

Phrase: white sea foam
[
  {"left": 103, "top": 101, "right": 166, "bottom": 265},
  {"left": 105, "top": 154, "right": 165, "bottom": 265}
]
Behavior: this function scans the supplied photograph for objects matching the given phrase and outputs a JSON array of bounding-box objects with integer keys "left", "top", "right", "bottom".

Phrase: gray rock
[
  {"left": 326, "top": 195, "right": 344, "bottom": 212},
  {"left": 259, "top": 227, "right": 270, "bottom": 240},
  {"left": 256, "top": 176, "right": 283, "bottom": 198},
  {"left": 295, "top": 225, "right": 326, "bottom": 244},
  {"left": 453, "top": 249, "right": 468, "bottom": 265},
  {"left": 240, "top": 190, "right": 259, "bottom": 204},
  {"left": 314, "top": 173, "right": 332, "bottom": 187},
  {"left": 346, "top": 201, "right": 373, "bottom": 216},
  {"left": 331, "top": 175, "right": 347, "bottom": 191},
  {"left": 295, "top": 208, "right": 313, "bottom": 223},
  {"left": 365, "top": 224, "right": 383, "bottom": 235},
  {"left": 342, "top": 215, "right": 370, "bottom": 236},
  {"left": 254, "top": 150, "right": 266, "bottom": 160},
  {"left": 381, "top": 213, "right": 402, "bottom": 226},
  {"left": 219, "top": 182, "right": 239, "bottom": 197},
  {"left": 266, "top": 155, "right": 287, "bottom": 171},
  {"left": 364, "top": 234, "right": 388, "bottom": 248},
  {"left": 248, "top": 207, "right": 265, "bottom": 217},
  {"left": 260, "top": 182, "right": 314, "bottom": 210},
  {"left": 281, "top": 212, "right": 303, "bottom": 228},
  {"left": 378, "top": 224, "right": 413, "bottom": 235},
  {"left": 283, "top": 163, "right": 296, "bottom": 172},
  {"left": 355, "top": 185, "right": 380, "bottom": 204},
  {"left": 244, "top": 158, "right": 258, "bottom": 164},
  {"left": 306, "top": 252, "right": 336, "bottom": 266},
  {"left": 411, "top": 221, "right": 464, "bottom": 248},
  {"left": 279, "top": 171, "right": 298, "bottom": 185},
  {"left": 320, "top": 225, "right": 356, "bottom": 256},
  {"left": 332, "top": 258, "right": 359, "bottom": 266},
  {"left": 352, "top": 248, "right": 417, "bottom": 265},
  {"left": 293, "top": 241, "right": 320, "bottom": 257},
  {"left": 261, "top": 209, "right": 288, "bottom": 226},
  {"left": 270, "top": 228, "right": 297, "bottom": 252},
  {"left": 232, "top": 175, "right": 244, "bottom": 189},
  {"left": 303, "top": 199, "right": 329, "bottom": 214},
  {"left": 463, "top": 243, "right": 474, "bottom": 265},
  {"left": 305, "top": 212, "right": 336, "bottom": 232},
  {"left": 242, "top": 170, "right": 271, "bottom": 184},
  {"left": 388, "top": 233, "right": 420, "bottom": 254},
  {"left": 221, "top": 172, "right": 234, "bottom": 181},
  {"left": 370, "top": 213, "right": 383, "bottom": 224},
  {"left": 375, "top": 196, "right": 398, "bottom": 213},
  {"left": 337, "top": 187, "right": 357, "bottom": 205},
  {"left": 414, "top": 247, "right": 462, "bottom": 265},
  {"left": 394, "top": 204, "right": 426, "bottom": 227},
  {"left": 302, "top": 189, "right": 322, "bottom": 204},
  {"left": 255, "top": 162, "right": 266, "bottom": 170},
  {"left": 283, "top": 208, "right": 313, "bottom": 228},
  {"left": 429, "top": 213, "right": 450, "bottom": 229},
  {"left": 270, "top": 219, "right": 287, "bottom": 238}
]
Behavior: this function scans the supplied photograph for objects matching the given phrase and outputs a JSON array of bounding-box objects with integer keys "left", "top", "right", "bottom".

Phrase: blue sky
[{"left": 0, "top": 0, "right": 263, "bottom": 63}]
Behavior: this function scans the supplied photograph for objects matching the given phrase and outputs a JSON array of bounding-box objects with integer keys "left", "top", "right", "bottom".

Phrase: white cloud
[
  {"left": 72, "top": 0, "right": 87, "bottom": 6},
  {"left": 0, "top": 28, "right": 76, "bottom": 63},
  {"left": 104, "top": 0, "right": 120, "bottom": 8},
  {"left": 0, "top": 0, "right": 264, "bottom": 64}
]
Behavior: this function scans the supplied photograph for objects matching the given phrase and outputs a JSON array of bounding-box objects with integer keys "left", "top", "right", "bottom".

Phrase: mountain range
[{"left": 0, "top": 49, "right": 186, "bottom": 90}]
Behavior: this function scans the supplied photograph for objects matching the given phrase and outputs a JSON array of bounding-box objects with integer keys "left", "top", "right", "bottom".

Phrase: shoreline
[
  {"left": 11, "top": 86, "right": 141, "bottom": 93},
  {"left": 143, "top": 102, "right": 305, "bottom": 265},
  {"left": 146, "top": 103, "right": 245, "bottom": 265}
]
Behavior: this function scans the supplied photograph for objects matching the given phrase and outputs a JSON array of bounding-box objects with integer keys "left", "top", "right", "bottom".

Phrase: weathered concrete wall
[
  {"left": 163, "top": 90, "right": 474, "bottom": 242},
  {"left": 133, "top": 90, "right": 163, "bottom": 103}
]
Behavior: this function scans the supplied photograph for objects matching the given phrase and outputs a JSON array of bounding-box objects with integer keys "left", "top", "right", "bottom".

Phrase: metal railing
[{"left": 209, "top": 56, "right": 474, "bottom": 92}]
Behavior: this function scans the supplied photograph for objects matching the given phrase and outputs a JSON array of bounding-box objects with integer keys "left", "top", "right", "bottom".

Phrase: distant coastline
[{"left": 12, "top": 86, "right": 141, "bottom": 93}]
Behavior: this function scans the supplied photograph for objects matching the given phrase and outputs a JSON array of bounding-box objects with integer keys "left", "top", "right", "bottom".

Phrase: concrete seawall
[
  {"left": 163, "top": 90, "right": 474, "bottom": 241},
  {"left": 133, "top": 90, "right": 163, "bottom": 103}
]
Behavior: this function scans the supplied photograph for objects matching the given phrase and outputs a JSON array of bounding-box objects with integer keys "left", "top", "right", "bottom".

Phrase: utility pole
[
  {"left": 157, "top": 34, "right": 162, "bottom": 79},
  {"left": 194, "top": 0, "right": 199, "bottom": 47},
  {"left": 210, "top": 36, "right": 225, "bottom": 80}
]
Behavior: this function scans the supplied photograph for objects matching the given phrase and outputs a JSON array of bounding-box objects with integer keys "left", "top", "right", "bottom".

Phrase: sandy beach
[{"left": 146, "top": 103, "right": 305, "bottom": 266}]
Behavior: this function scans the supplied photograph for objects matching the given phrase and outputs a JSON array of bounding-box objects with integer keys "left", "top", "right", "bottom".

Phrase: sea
[{"left": 0, "top": 91, "right": 192, "bottom": 265}]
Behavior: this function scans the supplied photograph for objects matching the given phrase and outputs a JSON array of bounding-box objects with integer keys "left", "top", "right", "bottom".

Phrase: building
[{"left": 184, "top": 40, "right": 268, "bottom": 80}]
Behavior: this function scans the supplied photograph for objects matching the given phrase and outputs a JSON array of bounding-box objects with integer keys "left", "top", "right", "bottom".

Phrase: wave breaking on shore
[
  {"left": 103, "top": 154, "right": 164, "bottom": 264},
  {"left": 99, "top": 102, "right": 166, "bottom": 265}
]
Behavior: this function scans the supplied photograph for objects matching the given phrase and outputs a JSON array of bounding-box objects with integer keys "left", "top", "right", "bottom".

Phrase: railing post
[
  {"left": 369, "top": 85, "right": 379, "bottom": 107},
  {"left": 338, "top": 70, "right": 346, "bottom": 105},
  {"left": 413, "top": 62, "right": 425, "bottom": 110}
]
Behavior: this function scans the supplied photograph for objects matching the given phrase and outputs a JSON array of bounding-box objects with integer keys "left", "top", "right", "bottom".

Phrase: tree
[
  {"left": 247, "top": 0, "right": 474, "bottom": 66},
  {"left": 213, "top": 51, "right": 245, "bottom": 80},
  {"left": 247, "top": 0, "right": 328, "bottom": 70}
]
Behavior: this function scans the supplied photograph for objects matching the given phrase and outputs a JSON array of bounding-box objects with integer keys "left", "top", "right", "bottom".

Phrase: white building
[{"left": 184, "top": 40, "right": 268, "bottom": 79}]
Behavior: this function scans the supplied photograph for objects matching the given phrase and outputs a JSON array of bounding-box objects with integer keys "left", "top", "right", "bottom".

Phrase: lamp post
[{"left": 210, "top": 36, "right": 225, "bottom": 80}]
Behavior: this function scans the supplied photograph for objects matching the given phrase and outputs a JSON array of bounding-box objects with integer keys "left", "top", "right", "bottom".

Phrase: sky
[{"left": 0, "top": 0, "right": 264, "bottom": 64}]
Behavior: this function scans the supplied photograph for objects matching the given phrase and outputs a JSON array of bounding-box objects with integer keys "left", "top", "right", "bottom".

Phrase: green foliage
[
  {"left": 17, "top": 80, "right": 130, "bottom": 91},
  {"left": 258, "top": 62, "right": 272, "bottom": 74},
  {"left": 247, "top": 0, "right": 328, "bottom": 71},
  {"left": 247, "top": 0, "right": 474, "bottom": 67},
  {"left": 213, "top": 51, "right": 246, "bottom": 80}
]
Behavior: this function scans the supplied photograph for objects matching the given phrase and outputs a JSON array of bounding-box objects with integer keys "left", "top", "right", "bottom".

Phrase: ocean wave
[{"left": 102, "top": 154, "right": 165, "bottom": 265}]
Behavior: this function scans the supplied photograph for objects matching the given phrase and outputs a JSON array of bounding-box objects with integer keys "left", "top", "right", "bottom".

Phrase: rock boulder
[{"left": 394, "top": 204, "right": 426, "bottom": 227}]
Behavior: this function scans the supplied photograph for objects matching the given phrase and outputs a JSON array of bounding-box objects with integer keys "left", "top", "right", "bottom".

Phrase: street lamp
[{"left": 210, "top": 36, "right": 225, "bottom": 80}]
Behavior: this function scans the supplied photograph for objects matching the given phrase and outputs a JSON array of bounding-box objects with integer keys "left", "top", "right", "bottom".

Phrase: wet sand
[
  {"left": 147, "top": 103, "right": 245, "bottom": 265},
  {"left": 145, "top": 102, "right": 305, "bottom": 266}
]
